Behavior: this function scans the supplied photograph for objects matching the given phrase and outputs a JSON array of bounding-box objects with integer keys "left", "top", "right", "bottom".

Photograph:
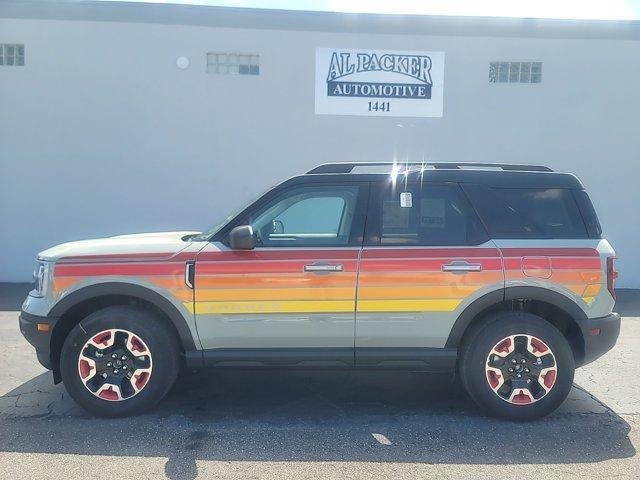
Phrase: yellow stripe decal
[
  {"left": 186, "top": 298, "right": 463, "bottom": 314},
  {"left": 357, "top": 299, "right": 462, "bottom": 312},
  {"left": 582, "top": 284, "right": 601, "bottom": 297},
  {"left": 188, "top": 300, "right": 355, "bottom": 315},
  {"left": 358, "top": 285, "right": 480, "bottom": 300},
  {"left": 194, "top": 287, "right": 355, "bottom": 302}
]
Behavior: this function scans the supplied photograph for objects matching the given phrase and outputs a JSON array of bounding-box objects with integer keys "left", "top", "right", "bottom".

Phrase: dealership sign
[{"left": 315, "top": 48, "right": 445, "bottom": 117}]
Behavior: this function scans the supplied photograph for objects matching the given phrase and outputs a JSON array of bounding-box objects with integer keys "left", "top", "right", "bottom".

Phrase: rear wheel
[
  {"left": 459, "top": 311, "right": 574, "bottom": 421},
  {"left": 60, "top": 305, "right": 180, "bottom": 417}
]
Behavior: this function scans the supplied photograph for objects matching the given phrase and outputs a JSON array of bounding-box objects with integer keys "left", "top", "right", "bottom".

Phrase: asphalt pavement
[{"left": 1, "top": 283, "right": 638, "bottom": 479}]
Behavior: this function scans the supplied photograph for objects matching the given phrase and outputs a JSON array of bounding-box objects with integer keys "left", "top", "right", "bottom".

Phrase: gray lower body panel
[
  {"left": 185, "top": 347, "right": 457, "bottom": 371},
  {"left": 195, "top": 313, "right": 355, "bottom": 349},
  {"left": 356, "top": 347, "right": 457, "bottom": 371}
]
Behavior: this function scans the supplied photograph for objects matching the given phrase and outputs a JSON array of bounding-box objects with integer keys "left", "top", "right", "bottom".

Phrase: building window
[
  {"left": 489, "top": 62, "right": 542, "bottom": 83},
  {"left": 0, "top": 44, "right": 25, "bottom": 66},
  {"left": 206, "top": 53, "right": 259, "bottom": 75}
]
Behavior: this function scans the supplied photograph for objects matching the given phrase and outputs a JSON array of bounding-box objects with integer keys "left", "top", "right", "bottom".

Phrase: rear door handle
[
  {"left": 442, "top": 261, "right": 482, "bottom": 273},
  {"left": 303, "top": 263, "right": 344, "bottom": 273}
]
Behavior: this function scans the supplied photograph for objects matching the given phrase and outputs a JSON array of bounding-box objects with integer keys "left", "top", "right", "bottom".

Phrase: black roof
[{"left": 292, "top": 162, "right": 584, "bottom": 189}]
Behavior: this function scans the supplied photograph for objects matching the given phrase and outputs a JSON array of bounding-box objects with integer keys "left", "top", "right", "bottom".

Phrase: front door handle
[
  {"left": 303, "top": 263, "right": 344, "bottom": 273},
  {"left": 442, "top": 261, "right": 482, "bottom": 273}
]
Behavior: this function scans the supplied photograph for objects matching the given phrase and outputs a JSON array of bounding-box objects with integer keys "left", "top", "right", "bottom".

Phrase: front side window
[
  {"left": 376, "top": 183, "right": 487, "bottom": 246},
  {"left": 247, "top": 185, "right": 361, "bottom": 247}
]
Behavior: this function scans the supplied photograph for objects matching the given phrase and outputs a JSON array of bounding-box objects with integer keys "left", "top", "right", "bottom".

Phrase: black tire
[
  {"left": 459, "top": 311, "right": 574, "bottom": 421},
  {"left": 60, "top": 305, "right": 180, "bottom": 417}
]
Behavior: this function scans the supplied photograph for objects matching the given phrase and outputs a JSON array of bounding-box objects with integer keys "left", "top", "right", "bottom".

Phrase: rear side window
[
  {"left": 464, "top": 185, "right": 590, "bottom": 239},
  {"left": 374, "top": 183, "right": 488, "bottom": 246}
]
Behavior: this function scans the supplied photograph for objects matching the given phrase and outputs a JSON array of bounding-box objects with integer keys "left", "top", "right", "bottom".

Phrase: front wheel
[
  {"left": 459, "top": 312, "right": 574, "bottom": 421},
  {"left": 60, "top": 306, "right": 180, "bottom": 417}
]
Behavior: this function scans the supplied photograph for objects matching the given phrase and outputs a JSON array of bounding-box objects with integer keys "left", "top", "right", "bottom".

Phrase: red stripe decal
[
  {"left": 550, "top": 258, "right": 601, "bottom": 269},
  {"left": 362, "top": 248, "right": 500, "bottom": 259},
  {"left": 503, "top": 257, "right": 601, "bottom": 270},
  {"left": 57, "top": 251, "right": 195, "bottom": 264},
  {"left": 54, "top": 263, "right": 184, "bottom": 277},
  {"left": 521, "top": 257, "right": 551, "bottom": 270},
  {"left": 197, "top": 250, "right": 359, "bottom": 262},
  {"left": 198, "top": 260, "right": 359, "bottom": 274},
  {"left": 360, "top": 258, "right": 502, "bottom": 272},
  {"left": 500, "top": 248, "right": 599, "bottom": 258}
]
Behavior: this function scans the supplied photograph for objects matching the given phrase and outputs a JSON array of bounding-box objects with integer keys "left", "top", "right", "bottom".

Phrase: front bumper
[
  {"left": 19, "top": 310, "right": 58, "bottom": 370},
  {"left": 579, "top": 312, "right": 621, "bottom": 366}
]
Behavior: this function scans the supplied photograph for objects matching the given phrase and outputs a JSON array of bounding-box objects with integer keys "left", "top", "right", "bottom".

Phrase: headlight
[{"left": 32, "top": 260, "right": 50, "bottom": 298}]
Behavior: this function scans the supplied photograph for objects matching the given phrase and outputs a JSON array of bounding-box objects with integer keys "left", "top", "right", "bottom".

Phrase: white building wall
[{"left": 1, "top": 16, "right": 639, "bottom": 286}]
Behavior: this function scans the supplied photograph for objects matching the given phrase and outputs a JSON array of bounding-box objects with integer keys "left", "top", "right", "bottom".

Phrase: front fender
[{"left": 49, "top": 282, "right": 198, "bottom": 351}]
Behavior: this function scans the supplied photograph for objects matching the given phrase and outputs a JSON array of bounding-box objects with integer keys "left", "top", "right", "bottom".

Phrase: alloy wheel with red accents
[
  {"left": 459, "top": 311, "right": 575, "bottom": 421},
  {"left": 60, "top": 305, "right": 180, "bottom": 417},
  {"left": 485, "top": 334, "right": 557, "bottom": 405},
  {"left": 78, "top": 328, "right": 153, "bottom": 401}
]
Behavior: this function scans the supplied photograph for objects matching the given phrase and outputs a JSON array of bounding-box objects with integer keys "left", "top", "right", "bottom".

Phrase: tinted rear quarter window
[
  {"left": 573, "top": 189, "right": 603, "bottom": 238},
  {"left": 463, "top": 185, "right": 590, "bottom": 239}
]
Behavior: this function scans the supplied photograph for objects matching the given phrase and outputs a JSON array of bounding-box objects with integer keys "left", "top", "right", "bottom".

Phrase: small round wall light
[{"left": 176, "top": 56, "right": 190, "bottom": 70}]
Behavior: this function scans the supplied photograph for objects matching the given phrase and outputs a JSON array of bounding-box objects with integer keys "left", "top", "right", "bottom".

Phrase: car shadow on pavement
[{"left": 0, "top": 368, "right": 635, "bottom": 480}]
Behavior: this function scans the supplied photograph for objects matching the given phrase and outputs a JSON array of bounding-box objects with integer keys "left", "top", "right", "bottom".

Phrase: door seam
[{"left": 353, "top": 246, "right": 363, "bottom": 365}]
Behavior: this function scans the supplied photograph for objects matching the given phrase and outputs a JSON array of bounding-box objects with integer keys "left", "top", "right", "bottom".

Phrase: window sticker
[
  {"left": 400, "top": 192, "right": 413, "bottom": 208},
  {"left": 420, "top": 198, "right": 445, "bottom": 228}
]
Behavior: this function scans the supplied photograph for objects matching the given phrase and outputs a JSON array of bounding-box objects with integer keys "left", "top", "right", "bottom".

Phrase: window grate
[
  {"left": 489, "top": 62, "right": 541, "bottom": 83},
  {"left": 0, "top": 44, "right": 25, "bottom": 66},
  {"left": 206, "top": 53, "right": 259, "bottom": 75}
]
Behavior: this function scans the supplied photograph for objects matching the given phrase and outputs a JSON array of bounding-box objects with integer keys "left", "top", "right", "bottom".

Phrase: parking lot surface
[{"left": 1, "top": 283, "right": 639, "bottom": 479}]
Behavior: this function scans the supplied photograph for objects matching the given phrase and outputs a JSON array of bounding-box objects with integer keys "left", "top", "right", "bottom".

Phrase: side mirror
[{"left": 229, "top": 225, "right": 255, "bottom": 250}]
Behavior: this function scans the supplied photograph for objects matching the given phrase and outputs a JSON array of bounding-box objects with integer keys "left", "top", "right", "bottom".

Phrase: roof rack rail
[{"left": 306, "top": 162, "right": 553, "bottom": 174}]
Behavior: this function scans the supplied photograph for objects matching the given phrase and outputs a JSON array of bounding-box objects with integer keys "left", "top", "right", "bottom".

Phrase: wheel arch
[
  {"left": 446, "top": 286, "right": 587, "bottom": 365},
  {"left": 48, "top": 283, "right": 197, "bottom": 382}
]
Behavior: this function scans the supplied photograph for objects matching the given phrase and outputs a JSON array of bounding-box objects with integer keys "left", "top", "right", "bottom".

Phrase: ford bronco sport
[{"left": 20, "top": 162, "right": 620, "bottom": 420}]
